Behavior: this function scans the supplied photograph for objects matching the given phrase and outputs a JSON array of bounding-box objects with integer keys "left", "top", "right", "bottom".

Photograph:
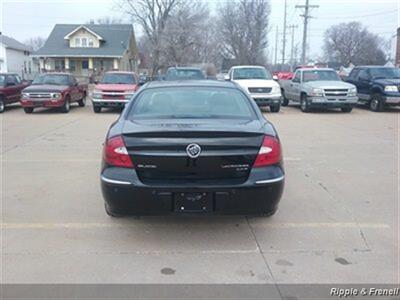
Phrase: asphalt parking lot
[{"left": 2, "top": 103, "right": 399, "bottom": 284}]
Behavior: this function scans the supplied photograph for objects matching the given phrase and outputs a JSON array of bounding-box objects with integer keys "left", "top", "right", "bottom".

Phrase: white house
[{"left": 0, "top": 33, "right": 36, "bottom": 79}]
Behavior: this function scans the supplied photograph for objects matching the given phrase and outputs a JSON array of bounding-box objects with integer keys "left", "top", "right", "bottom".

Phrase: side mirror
[
  {"left": 225, "top": 75, "right": 230, "bottom": 81},
  {"left": 272, "top": 75, "right": 278, "bottom": 81},
  {"left": 94, "top": 80, "right": 99, "bottom": 85}
]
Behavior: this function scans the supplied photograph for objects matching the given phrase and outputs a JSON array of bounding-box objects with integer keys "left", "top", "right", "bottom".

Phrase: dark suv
[{"left": 345, "top": 66, "right": 400, "bottom": 112}]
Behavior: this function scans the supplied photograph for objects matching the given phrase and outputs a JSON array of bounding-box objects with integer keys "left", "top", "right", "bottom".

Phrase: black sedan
[{"left": 101, "top": 80, "right": 284, "bottom": 217}]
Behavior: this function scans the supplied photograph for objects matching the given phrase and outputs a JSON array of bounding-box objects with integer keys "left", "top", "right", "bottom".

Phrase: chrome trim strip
[
  {"left": 101, "top": 176, "right": 131, "bottom": 185},
  {"left": 255, "top": 175, "right": 285, "bottom": 185}
]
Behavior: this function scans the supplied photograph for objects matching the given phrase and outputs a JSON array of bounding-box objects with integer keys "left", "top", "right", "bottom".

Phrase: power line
[{"left": 296, "top": 0, "right": 319, "bottom": 64}]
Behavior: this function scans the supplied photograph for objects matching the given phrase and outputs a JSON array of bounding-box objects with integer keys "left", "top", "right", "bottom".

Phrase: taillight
[
  {"left": 104, "top": 135, "right": 134, "bottom": 168},
  {"left": 253, "top": 136, "right": 282, "bottom": 167}
]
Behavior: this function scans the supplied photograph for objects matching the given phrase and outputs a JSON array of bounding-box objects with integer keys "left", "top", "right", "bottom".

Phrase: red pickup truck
[
  {"left": 20, "top": 73, "right": 87, "bottom": 114},
  {"left": 91, "top": 71, "right": 140, "bottom": 113},
  {"left": 0, "top": 73, "right": 30, "bottom": 113}
]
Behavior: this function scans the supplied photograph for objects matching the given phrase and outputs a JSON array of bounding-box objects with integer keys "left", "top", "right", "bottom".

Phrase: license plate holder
[{"left": 175, "top": 192, "right": 213, "bottom": 213}]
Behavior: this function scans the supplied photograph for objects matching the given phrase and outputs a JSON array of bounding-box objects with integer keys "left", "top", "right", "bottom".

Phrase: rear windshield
[
  {"left": 232, "top": 68, "right": 272, "bottom": 80},
  {"left": 32, "top": 74, "right": 69, "bottom": 85},
  {"left": 302, "top": 70, "right": 340, "bottom": 82},
  {"left": 165, "top": 69, "right": 205, "bottom": 80},
  {"left": 129, "top": 87, "right": 256, "bottom": 120},
  {"left": 101, "top": 73, "right": 136, "bottom": 84}
]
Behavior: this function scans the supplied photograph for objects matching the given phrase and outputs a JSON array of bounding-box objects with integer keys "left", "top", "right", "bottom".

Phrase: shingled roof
[
  {"left": 0, "top": 34, "right": 31, "bottom": 52},
  {"left": 33, "top": 24, "right": 134, "bottom": 57}
]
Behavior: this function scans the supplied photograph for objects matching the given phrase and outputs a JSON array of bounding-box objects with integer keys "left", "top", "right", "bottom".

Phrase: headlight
[
  {"left": 348, "top": 87, "right": 357, "bottom": 96},
  {"left": 384, "top": 85, "right": 398, "bottom": 92},
  {"left": 21, "top": 93, "right": 29, "bottom": 99},
  {"left": 51, "top": 93, "right": 62, "bottom": 99},
  {"left": 124, "top": 92, "right": 135, "bottom": 100},
  {"left": 311, "top": 88, "right": 324, "bottom": 97},
  {"left": 271, "top": 86, "right": 281, "bottom": 94},
  {"left": 91, "top": 89, "right": 102, "bottom": 99}
]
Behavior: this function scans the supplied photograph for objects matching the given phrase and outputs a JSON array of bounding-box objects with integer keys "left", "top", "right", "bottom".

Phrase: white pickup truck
[
  {"left": 279, "top": 68, "right": 358, "bottom": 112},
  {"left": 228, "top": 65, "right": 282, "bottom": 112}
]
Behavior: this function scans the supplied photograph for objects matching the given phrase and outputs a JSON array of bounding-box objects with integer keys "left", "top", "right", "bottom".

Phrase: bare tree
[
  {"left": 118, "top": 0, "right": 181, "bottom": 75},
  {"left": 87, "top": 17, "right": 126, "bottom": 24},
  {"left": 24, "top": 36, "right": 46, "bottom": 51},
  {"left": 161, "top": 1, "right": 210, "bottom": 66},
  {"left": 324, "top": 22, "right": 386, "bottom": 66},
  {"left": 217, "top": 0, "right": 271, "bottom": 65}
]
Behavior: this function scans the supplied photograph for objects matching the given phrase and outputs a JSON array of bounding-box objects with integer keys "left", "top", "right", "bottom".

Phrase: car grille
[
  {"left": 324, "top": 89, "right": 348, "bottom": 97},
  {"left": 27, "top": 93, "right": 52, "bottom": 99},
  {"left": 101, "top": 91, "right": 125, "bottom": 100},
  {"left": 248, "top": 87, "right": 272, "bottom": 93}
]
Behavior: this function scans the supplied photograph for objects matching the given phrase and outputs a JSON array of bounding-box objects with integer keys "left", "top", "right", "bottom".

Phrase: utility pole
[
  {"left": 288, "top": 25, "right": 298, "bottom": 69},
  {"left": 274, "top": 26, "right": 279, "bottom": 67},
  {"left": 296, "top": 0, "right": 319, "bottom": 64},
  {"left": 281, "top": 0, "right": 288, "bottom": 65}
]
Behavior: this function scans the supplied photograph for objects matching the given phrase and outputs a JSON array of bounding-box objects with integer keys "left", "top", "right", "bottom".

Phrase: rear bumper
[
  {"left": 92, "top": 98, "right": 129, "bottom": 108},
  {"left": 20, "top": 99, "right": 64, "bottom": 108},
  {"left": 252, "top": 95, "right": 282, "bottom": 107},
  {"left": 101, "top": 166, "right": 284, "bottom": 215}
]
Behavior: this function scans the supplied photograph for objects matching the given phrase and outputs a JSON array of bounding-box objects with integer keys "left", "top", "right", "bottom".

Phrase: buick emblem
[{"left": 186, "top": 143, "right": 201, "bottom": 158}]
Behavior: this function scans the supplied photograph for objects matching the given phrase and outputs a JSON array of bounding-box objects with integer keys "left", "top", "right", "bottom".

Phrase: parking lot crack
[{"left": 245, "top": 216, "right": 284, "bottom": 299}]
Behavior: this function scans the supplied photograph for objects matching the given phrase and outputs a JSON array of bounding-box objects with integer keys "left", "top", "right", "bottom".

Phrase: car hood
[
  {"left": 23, "top": 85, "right": 69, "bottom": 93},
  {"left": 373, "top": 78, "right": 400, "bottom": 86},
  {"left": 95, "top": 84, "right": 138, "bottom": 92},
  {"left": 233, "top": 79, "right": 280, "bottom": 89},
  {"left": 304, "top": 80, "right": 355, "bottom": 89}
]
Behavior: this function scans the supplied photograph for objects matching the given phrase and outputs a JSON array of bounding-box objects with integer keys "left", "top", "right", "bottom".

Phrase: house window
[
  {"left": 55, "top": 59, "right": 65, "bottom": 71},
  {"left": 81, "top": 38, "right": 87, "bottom": 47},
  {"left": 75, "top": 38, "right": 81, "bottom": 47},
  {"left": 88, "top": 38, "right": 94, "bottom": 47}
]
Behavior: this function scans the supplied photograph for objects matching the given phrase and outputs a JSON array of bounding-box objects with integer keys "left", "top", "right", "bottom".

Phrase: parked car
[
  {"left": 0, "top": 73, "right": 30, "bottom": 113},
  {"left": 101, "top": 80, "right": 284, "bottom": 217},
  {"left": 164, "top": 67, "right": 206, "bottom": 81},
  {"left": 280, "top": 68, "right": 358, "bottom": 112},
  {"left": 91, "top": 71, "right": 140, "bottom": 113},
  {"left": 227, "top": 65, "right": 282, "bottom": 112},
  {"left": 21, "top": 73, "right": 87, "bottom": 114},
  {"left": 345, "top": 66, "right": 400, "bottom": 112}
]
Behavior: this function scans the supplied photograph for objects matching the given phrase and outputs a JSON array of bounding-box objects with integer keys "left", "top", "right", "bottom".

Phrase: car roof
[
  {"left": 354, "top": 66, "right": 395, "bottom": 69},
  {"left": 231, "top": 65, "right": 266, "bottom": 69},
  {"left": 299, "top": 68, "right": 335, "bottom": 72},
  {"left": 167, "top": 67, "right": 202, "bottom": 70},
  {"left": 105, "top": 71, "right": 136, "bottom": 75},
  {"left": 39, "top": 72, "right": 70, "bottom": 76},
  {"left": 144, "top": 80, "right": 237, "bottom": 89}
]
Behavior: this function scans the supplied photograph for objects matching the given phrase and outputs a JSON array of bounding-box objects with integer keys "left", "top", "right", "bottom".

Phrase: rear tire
[
  {"left": 104, "top": 202, "right": 125, "bottom": 218},
  {"left": 270, "top": 104, "right": 281, "bottom": 113},
  {"left": 24, "top": 107, "right": 34, "bottom": 114},
  {"left": 93, "top": 105, "right": 101, "bottom": 113},
  {"left": 370, "top": 93, "right": 384, "bottom": 112},
  {"left": 0, "top": 98, "right": 5, "bottom": 113},
  {"left": 61, "top": 97, "right": 70, "bottom": 113},
  {"left": 281, "top": 90, "right": 289, "bottom": 106},
  {"left": 341, "top": 107, "right": 353, "bottom": 113},
  {"left": 78, "top": 93, "right": 86, "bottom": 107},
  {"left": 300, "top": 94, "right": 311, "bottom": 112}
]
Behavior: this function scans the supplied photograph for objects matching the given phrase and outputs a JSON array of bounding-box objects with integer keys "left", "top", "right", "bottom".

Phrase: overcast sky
[{"left": 0, "top": 0, "right": 398, "bottom": 61}]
